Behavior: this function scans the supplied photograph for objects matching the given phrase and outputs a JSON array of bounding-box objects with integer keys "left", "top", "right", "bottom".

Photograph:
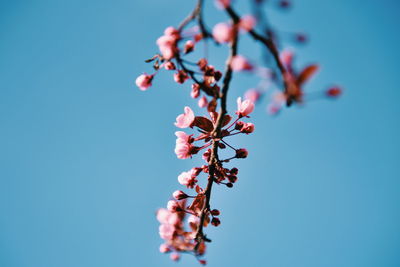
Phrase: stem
[{"left": 194, "top": 14, "right": 240, "bottom": 253}]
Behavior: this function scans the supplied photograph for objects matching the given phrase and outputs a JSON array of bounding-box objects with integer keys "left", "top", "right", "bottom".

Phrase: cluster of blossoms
[
  {"left": 136, "top": 0, "right": 341, "bottom": 264},
  {"left": 156, "top": 99, "right": 254, "bottom": 264}
]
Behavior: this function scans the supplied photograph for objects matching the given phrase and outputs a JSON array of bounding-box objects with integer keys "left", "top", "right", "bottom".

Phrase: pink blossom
[
  {"left": 170, "top": 252, "right": 180, "bottom": 261},
  {"left": 198, "top": 96, "right": 208, "bottom": 108},
  {"left": 230, "top": 55, "right": 253, "bottom": 72},
  {"left": 156, "top": 27, "right": 180, "bottom": 60},
  {"left": 135, "top": 73, "right": 153, "bottom": 91},
  {"left": 175, "top": 140, "right": 192, "bottom": 159},
  {"left": 175, "top": 106, "right": 195, "bottom": 128},
  {"left": 159, "top": 223, "right": 175, "bottom": 240},
  {"left": 188, "top": 214, "right": 200, "bottom": 225},
  {"left": 212, "top": 22, "right": 234, "bottom": 43},
  {"left": 167, "top": 200, "right": 180, "bottom": 212},
  {"left": 159, "top": 243, "right": 170, "bottom": 253},
  {"left": 239, "top": 15, "right": 256, "bottom": 31},
  {"left": 215, "top": 0, "right": 231, "bottom": 9},
  {"left": 244, "top": 89, "right": 261, "bottom": 103},
  {"left": 174, "top": 131, "right": 193, "bottom": 159},
  {"left": 156, "top": 208, "right": 179, "bottom": 225},
  {"left": 178, "top": 169, "right": 197, "bottom": 188},
  {"left": 236, "top": 97, "right": 254, "bottom": 117}
]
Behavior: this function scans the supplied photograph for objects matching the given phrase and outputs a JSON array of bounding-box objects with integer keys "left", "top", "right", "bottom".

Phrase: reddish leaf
[
  {"left": 193, "top": 116, "right": 214, "bottom": 132},
  {"left": 221, "top": 114, "right": 232, "bottom": 127},
  {"left": 296, "top": 64, "right": 319, "bottom": 86}
]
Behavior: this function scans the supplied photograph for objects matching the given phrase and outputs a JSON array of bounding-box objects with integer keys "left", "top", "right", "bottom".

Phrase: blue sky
[{"left": 1, "top": 0, "right": 399, "bottom": 266}]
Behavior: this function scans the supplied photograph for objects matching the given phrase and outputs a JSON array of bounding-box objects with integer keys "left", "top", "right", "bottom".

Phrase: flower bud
[
  {"left": 211, "top": 209, "right": 220, "bottom": 216},
  {"left": 211, "top": 217, "right": 221, "bottom": 226},
  {"left": 236, "top": 148, "right": 248, "bottom": 158},
  {"left": 172, "top": 190, "right": 188, "bottom": 200}
]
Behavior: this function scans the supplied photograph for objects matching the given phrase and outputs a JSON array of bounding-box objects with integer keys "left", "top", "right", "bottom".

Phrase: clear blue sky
[{"left": 1, "top": 0, "right": 399, "bottom": 266}]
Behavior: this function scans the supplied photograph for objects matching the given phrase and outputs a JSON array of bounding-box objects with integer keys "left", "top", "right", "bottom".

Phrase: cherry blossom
[{"left": 174, "top": 107, "right": 195, "bottom": 128}]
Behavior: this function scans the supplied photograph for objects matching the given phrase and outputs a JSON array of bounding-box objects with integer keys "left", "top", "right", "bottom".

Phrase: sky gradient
[{"left": 1, "top": 0, "right": 399, "bottom": 266}]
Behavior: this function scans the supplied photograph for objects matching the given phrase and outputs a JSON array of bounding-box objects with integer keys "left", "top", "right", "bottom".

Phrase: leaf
[
  {"left": 221, "top": 114, "right": 232, "bottom": 127},
  {"left": 296, "top": 64, "right": 319, "bottom": 86},
  {"left": 193, "top": 116, "right": 214, "bottom": 132}
]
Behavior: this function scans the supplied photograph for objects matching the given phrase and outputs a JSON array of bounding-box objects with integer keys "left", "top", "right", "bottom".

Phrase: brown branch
[
  {"left": 194, "top": 16, "right": 240, "bottom": 254},
  {"left": 224, "top": 6, "right": 289, "bottom": 93}
]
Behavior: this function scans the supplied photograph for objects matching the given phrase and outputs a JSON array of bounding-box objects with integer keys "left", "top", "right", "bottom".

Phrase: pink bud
[
  {"left": 172, "top": 190, "right": 188, "bottom": 200},
  {"left": 215, "top": 0, "right": 231, "bottom": 9},
  {"left": 212, "top": 22, "right": 234, "bottom": 43},
  {"left": 240, "top": 122, "right": 255, "bottom": 134},
  {"left": 159, "top": 244, "right": 170, "bottom": 253},
  {"left": 244, "top": 89, "right": 261, "bottom": 103},
  {"left": 326, "top": 86, "right": 342, "bottom": 98},
  {"left": 184, "top": 40, "right": 195, "bottom": 54},
  {"left": 239, "top": 15, "right": 256, "bottom": 32},
  {"left": 198, "top": 96, "right": 208, "bottom": 108},
  {"left": 164, "top": 61, "right": 176, "bottom": 70},
  {"left": 135, "top": 74, "right": 153, "bottom": 91},
  {"left": 236, "top": 148, "right": 248, "bottom": 158},
  {"left": 170, "top": 252, "right": 180, "bottom": 261},
  {"left": 191, "top": 83, "right": 200, "bottom": 98},
  {"left": 230, "top": 55, "right": 253, "bottom": 72},
  {"left": 174, "top": 70, "right": 189, "bottom": 84}
]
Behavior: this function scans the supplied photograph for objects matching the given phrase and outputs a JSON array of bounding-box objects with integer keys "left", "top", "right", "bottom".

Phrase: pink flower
[
  {"left": 156, "top": 208, "right": 179, "bottom": 225},
  {"left": 230, "top": 55, "right": 253, "bottom": 71},
  {"left": 215, "top": 0, "right": 231, "bottom": 9},
  {"left": 135, "top": 74, "right": 153, "bottom": 91},
  {"left": 198, "top": 96, "right": 208, "bottom": 108},
  {"left": 244, "top": 89, "right": 261, "bottom": 103},
  {"left": 175, "top": 141, "right": 192, "bottom": 159},
  {"left": 239, "top": 15, "right": 256, "bottom": 31},
  {"left": 212, "top": 22, "right": 234, "bottom": 43},
  {"left": 159, "top": 223, "right": 175, "bottom": 240},
  {"left": 174, "top": 131, "right": 195, "bottom": 159},
  {"left": 188, "top": 214, "right": 200, "bottom": 225},
  {"left": 167, "top": 200, "right": 180, "bottom": 212},
  {"left": 170, "top": 252, "right": 180, "bottom": 261},
  {"left": 236, "top": 97, "right": 254, "bottom": 117},
  {"left": 156, "top": 27, "right": 180, "bottom": 60},
  {"left": 178, "top": 169, "right": 198, "bottom": 188},
  {"left": 175, "top": 106, "right": 195, "bottom": 128},
  {"left": 159, "top": 244, "right": 170, "bottom": 253}
]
